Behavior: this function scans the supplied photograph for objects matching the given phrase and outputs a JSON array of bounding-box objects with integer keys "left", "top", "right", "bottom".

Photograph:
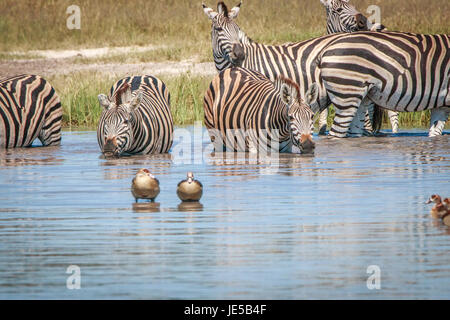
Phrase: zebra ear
[
  {"left": 305, "top": 83, "right": 319, "bottom": 106},
  {"left": 98, "top": 94, "right": 111, "bottom": 109},
  {"left": 120, "top": 86, "right": 133, "bottom": 105},
  {"left": 129, "top": 91, "right": 142, "bottom": 111},
  {"left": 217, "top": 2, "right": 228, "bottom": 16},
  {"left": 320, "top": 0, "right": 331, "bottom": 7},
  {"left": 203, "top": 3, "right": 218, "bottom": 19},
  {"left": 281, "top": 83, "right": 298, "bottom": 107},
  {"left": 229, "top": 1, "right": 241, "bottom": 19}
]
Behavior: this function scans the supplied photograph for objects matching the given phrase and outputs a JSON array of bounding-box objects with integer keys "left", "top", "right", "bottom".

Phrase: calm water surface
[{"left": 0, "top": 127, "right": 449, "bottom": 299}]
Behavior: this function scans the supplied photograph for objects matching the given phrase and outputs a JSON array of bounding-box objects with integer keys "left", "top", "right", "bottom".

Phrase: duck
[
  {"left": 131, "top": 168, "right": 160, "bottom": 203},
  {"left": 425, "top": 195, "right": 449, "bottom": 219},
  {"left": 443, "top": 198, "right": 450, "bottom": 210},
  {"left": 177, "top": 172, "right": 203, "bottom": 202}
]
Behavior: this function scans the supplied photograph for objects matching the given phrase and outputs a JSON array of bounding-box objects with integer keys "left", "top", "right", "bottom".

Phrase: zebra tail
[{"left": 372, "top": 105, "right": 384, "bottom": 133}]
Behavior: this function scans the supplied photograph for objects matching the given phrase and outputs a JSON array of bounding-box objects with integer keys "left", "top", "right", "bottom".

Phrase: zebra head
[
  {"left": 320, "top": 0, "right": 369, "bottom": 33},
  {"left": 97, "top": 83, "right": 143, "bottom": 157},
  {"left": 202, "top": 1, "right": 247, "bottom": 71},
  {"left": 279, "top": 77, "right": 318, "bottom": 154}
]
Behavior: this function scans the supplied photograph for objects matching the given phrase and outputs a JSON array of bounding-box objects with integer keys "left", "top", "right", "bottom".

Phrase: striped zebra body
[
  {"left": 0, "top": 74, "right": 62, "bottom": 148},
  {"left": 203, "top": 2, "right": 449, "bottom": 137},
  {"left": 319, "top": 32, "right": 450, "bottom": 137},
  {"left": 204, "top": 67, "right": 317, "bottom": 154},
  {"left": 319, "top": 0, "right": 399, "bottom": 135},
  {"left": 203, "top": 2, "right": 367, "bottom": 137},
  {"left": 97, "top": 75, "right": 173, "bottom": 156}
]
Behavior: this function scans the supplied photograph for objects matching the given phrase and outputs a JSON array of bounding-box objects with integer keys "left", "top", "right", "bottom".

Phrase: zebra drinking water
[
  {"left": 202, "top": 1, "right": 449, "bottom": 138},
  {"left": 0, "top": 74, "right": 62, "bottom": 148},
  {"left": 97, "top": 75, "right": 173, "bottom": 157},
  {"left": 318, "top": 32, "right": 450, "bottom": 138},
  {"left": 202, "top": 1, "right": 370, "bottom": 137},
  {"left": 203, "top": 67, "right": 318, "bottom": 154}
]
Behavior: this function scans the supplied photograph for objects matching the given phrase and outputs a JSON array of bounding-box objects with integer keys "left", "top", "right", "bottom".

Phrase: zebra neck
[
  {"left": 127, "top": 111, "right": 143, "bottom": 150},
  {"left": 238, "top": 30, "right": 252, "bottom": 45}
]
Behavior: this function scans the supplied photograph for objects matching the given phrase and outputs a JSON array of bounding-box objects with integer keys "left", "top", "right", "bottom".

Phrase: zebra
[
  {"left": 318, "top": 31, "right": 449, "bottom": 138},
  {"left": 202, "top": 2, "right": 449, "bottom": 138},
  {"left": 0, "top": 74, "right": 62, "bottom": 148},
  {"left": 319, "top": 0, "right": 399, "bottom": 135},
  {"left": 203, "top": 67, "right": 318, "bottom": 154},
  {"left": 320, "top": 0, "right": 386, "bottom": 34},
  {"left": 202, "top": 1, "right": 370, "bottom": 137},
  {"left": 97, "top": 75, "right": 173, "bottom": 156}
]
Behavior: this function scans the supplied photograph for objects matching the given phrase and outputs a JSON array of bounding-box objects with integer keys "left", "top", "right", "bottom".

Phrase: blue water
[{"left": 0, "top": 128, "right": 449, "bottom": 299}]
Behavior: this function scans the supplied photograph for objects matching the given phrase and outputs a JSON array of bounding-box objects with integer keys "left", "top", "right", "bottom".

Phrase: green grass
[
  {"left": 49, "top": 72, "right": 448, "bottom": 130},
  {"left": 317, "top": 105, "right": 445, "bottom": 130},
  {"left": 48, "top": 72, "right": 211, "bottom": 128}
]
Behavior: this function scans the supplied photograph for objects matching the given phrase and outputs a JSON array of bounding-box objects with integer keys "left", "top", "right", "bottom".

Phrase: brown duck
[
  {"left": 177, "top": 172, "right": 203, "bottom": 202},
  {"left": 131, "top": 168, "right": 160, "bottom": 203},
  {"left": 426, "top": 195, "right": 448, "bottom": 219}
]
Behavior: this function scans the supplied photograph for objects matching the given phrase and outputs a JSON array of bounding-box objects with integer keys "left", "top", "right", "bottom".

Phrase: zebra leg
[
  {"left": 329, "top": 104, "right": 359, "bottom": 138},
  {"left": 388, "top": 110, "right": 399, "bottom": 133},
  {"left": 363, "top": 104, "right": 374, "bottom": 136},
  {"left": 38, "top": 105, "right": 62, "bottom": 146},
  {"left": 429, "top": 107, "right": 450, "bottom": 137},
  {"left": 318, "top": 108, "right": 328, "bottom": 135},
  {"left": 347, "top": 104, "right": 368, "bottom": 137}
]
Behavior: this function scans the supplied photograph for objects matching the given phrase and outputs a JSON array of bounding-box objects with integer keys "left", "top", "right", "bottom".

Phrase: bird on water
[
  {"left": 177, "top": 172, "right": 203, "bottom": 202},
  {"left": 131, "top": 168, "right": 160, "bottom": 203}
]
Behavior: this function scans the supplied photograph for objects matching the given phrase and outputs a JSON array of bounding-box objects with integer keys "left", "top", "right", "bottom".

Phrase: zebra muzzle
[
  {"left": 230, "top": 43, "right": 245, "bottom": 67},
  {"left": 355, "top": 13, "right": 368, "bottom": 31},
  {"left": 103, "top": 137, "right": 119, "bottom": 156},
  {"left": 300, "top": 134, "right": 315, "bottom": 154}
]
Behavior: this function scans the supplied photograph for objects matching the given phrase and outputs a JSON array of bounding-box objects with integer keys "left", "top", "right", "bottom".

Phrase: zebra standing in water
[
  {"left": 97, "top": 75, "right": 173, "bottom": 156},
  {"left": 318, "top": 32, "right": 449, "bottom": 137},
  {"left": 318, "top": 0, "right": 399, "bottom": 134},
  {"left": 202, "top": 2, "right": 449, "bottom": 137},
  {"left": 0, "top": 74, "right": 62, "bottom": 148},
  {"left": 202, "top": 1, "right": 371, "bottom": 137},
  {"left": 204, "top": 67, "right": 318, "bottom": 154}
]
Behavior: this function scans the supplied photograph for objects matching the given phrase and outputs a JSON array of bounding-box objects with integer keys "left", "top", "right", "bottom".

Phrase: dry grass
[
  {"left": 1, "top": 0, "right": 448, "bottom": 53},
  {"left": 1, "top": 0, "right": 449, "bottom": 129}
]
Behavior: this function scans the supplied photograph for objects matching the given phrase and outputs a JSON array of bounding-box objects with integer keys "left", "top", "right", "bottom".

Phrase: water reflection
[
  {"left": 100, "top": 153, "right": 173, "bottom": 180},
  {"left": 0, "top": 147, "right": 64, "bottom": 167},
  {"left": 177, "top": 202, "right": 204, "bottom": 212},
  {"left": 132, "top": 202, "right": 161, "bottom": 213},
  {"left": 0, "top": 129, "right": 449, "bottom": 299}
]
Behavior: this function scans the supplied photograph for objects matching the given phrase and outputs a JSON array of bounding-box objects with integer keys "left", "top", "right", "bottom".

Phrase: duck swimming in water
[
  {"left": 177, "top": 172, "right": 203, "bottom": 202},
  {"left": 131, "top": 168, "right": 160, "bottom": 203},
  {"left": 426, "top": 195, "right": 449, "bottom": 220},
  {"left": 426, "top": 195, "right": 450, "bottom": 227}
]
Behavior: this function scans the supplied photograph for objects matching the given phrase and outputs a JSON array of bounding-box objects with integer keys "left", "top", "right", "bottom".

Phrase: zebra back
[{"left": 0, "top": 74, "right": 62, "bottom": 148}]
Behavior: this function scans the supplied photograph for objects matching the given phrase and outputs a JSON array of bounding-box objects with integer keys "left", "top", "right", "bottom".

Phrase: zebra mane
[
  {"left": 217, "top": 1, "right": 229, "bottom": 18},
  {"left": 277, "top": 75, "right": 301, "bottom": 101},
  {"left": 114, "top": 82, "right": 130, "bottom": 106}
]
